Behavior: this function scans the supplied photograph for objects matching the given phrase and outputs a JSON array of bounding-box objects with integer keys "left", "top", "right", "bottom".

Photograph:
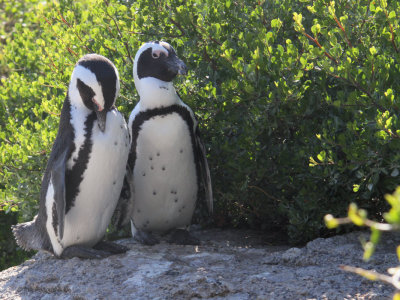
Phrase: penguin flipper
[
  {"left": 50, "top": 147, "right": 69, "bottom": 240},
  {"left": 195, "top": 127, "right": 213, "bottom": 215}
]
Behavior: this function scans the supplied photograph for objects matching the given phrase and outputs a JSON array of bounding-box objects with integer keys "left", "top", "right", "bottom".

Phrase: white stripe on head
[
  {"left": 68, "top": 65, "right": 105, "bottom": 111},
  {"left": 113, "top": 63, "right": 121, "bottom": 103}
]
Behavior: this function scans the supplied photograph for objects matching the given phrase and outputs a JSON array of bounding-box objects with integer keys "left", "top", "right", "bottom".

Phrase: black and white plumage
[
  {"left": 12, "top": 54, "right": 130, "bottom": 258},
  {"left": 115, "top": 41, "right": 213, "bottom": 245}
]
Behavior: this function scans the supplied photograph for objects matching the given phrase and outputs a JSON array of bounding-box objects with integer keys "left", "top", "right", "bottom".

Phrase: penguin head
[
  {"left": 69, "top": 54, "right": 120, "bottom": 132},
  {"left": 133, "top": 41, "right": 187, "bottom": 100}
]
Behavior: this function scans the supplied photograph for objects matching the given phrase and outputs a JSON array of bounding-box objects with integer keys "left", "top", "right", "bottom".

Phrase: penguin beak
[
  {"left": 167, "top": 56, "right": 188, "bottom": 76},
  {"left": 177, "top": 59, "right": 188, "bottom": 75},
  {"left": 178, "top": 62, "right": 188, "bottom": 75},
  {"left": 96, "top": 110, "right": 107, "bottom": 132}
]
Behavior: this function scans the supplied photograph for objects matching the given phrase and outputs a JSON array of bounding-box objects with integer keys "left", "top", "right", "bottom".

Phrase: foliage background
[{"left": 1, "top": 0, "right": 400, "bottom": 269}]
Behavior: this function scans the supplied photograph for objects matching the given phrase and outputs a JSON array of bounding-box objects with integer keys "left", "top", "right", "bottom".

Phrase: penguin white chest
[
  {"left": 46, "top": 110, "right": 130, "bottom": 254},
  {"left": 133, "top": 113, "right": 197, "bottom": 232}
]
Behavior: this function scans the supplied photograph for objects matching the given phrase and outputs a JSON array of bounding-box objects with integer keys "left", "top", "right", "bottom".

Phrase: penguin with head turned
[
  {"left": 115, "top": 41, "right": 213, "bottom": 245},
  {"left": 12, "top": 54, "right": 130, "bottom": 258}
]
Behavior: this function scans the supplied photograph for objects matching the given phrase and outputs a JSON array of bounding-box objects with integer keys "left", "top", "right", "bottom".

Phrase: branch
[
  {"left": 203, "top": 47, "right": 219, "bottom": 71},
  {"left": 323, "top": 69, "right": 386, "bottom": 111},
  {"left": 58, "top": 12, "right": 94, "bottom": 54},
  {"left": 340, "top": 265, "right": 400, "bottom": 289},
  {"left": 302, "top": 32, "right": 338, "bottom": 64},
  {"left": 103, "top": 2, "right": 133, "bottom": 64},
  {"left": 169, "top": 18, "right": 186, "bottom": 37},
  {"left": 383, "top": 9, "right": 399, "bottom": 53},
  {"left": 248, "top": 185, "right": 282, "bottom": 202},
  {"left": 325, "top": 215, "right": 399, "bottom": 231},
  {"left": 333, "top": 15, "right": 353, "bottom": 48}
]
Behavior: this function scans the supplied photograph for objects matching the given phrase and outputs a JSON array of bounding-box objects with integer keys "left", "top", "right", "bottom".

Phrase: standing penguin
[
  {"left": 115, "top": 41, "right": 213, "bottom": 245},
  {"left": 12, "top": 54, "right": 130, "bottom": 258}
]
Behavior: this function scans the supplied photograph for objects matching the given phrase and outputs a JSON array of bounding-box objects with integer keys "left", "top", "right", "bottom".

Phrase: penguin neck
[{"left": 135, "top": 77, "right": 180, "bottom": 110}]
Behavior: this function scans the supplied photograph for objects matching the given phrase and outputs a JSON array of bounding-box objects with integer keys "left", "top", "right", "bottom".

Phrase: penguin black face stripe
[
  {"left": 137, "top": 42, "right": 187, "bottom": 82},
  {"left": 78, "top": 55, "right": 118, "bottom": 111},
  {"left": 77, "top": 79, "right": 96, "bottom": 111}
]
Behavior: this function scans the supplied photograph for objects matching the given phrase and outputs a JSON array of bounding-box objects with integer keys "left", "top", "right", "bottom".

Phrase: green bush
[
  {"left": 1, "top": 0, "right": 400, "bottom": 270},
  {"left": 0, "top": 212, "right": 35, "bottom": 270}
]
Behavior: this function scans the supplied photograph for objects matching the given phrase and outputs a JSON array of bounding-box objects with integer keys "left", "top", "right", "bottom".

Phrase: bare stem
[{"left": 341, "top": 265, "right": 400, "bottom": 289}]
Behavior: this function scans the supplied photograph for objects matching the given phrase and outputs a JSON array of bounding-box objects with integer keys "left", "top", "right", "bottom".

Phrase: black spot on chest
[{"left": 129, "top": 104, "right": 201, "bottom": 190}]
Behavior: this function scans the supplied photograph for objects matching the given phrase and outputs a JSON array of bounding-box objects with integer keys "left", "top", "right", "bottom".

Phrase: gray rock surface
[{"left": 0, "top": 229, "right": 398, "bottom": 299}]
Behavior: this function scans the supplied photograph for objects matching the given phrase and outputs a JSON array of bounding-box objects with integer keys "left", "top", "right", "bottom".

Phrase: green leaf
[{"left": 271, "top": 18, "right": 282, "bottom": 29}]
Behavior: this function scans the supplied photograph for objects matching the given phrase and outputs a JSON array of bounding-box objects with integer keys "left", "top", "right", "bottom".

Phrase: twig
[
  {"left": 323, "top": 69, "right": 385, "bottom": 111},
  {"left": 328, "top": 215, "right": 398, "bottom": 231},
  {"left": 383, "top": 9, "right": 399, "bottom": 53},
  {"left": 48, "top": 57, "right": 58, "bottom": 71},
  {"left": 340, "top": 265, "right": 399, "bottom": 289},
  {"left": 103, "top": 2, "right": 134, "bottom": 64},
  {"left": 302, "top": 32, "right": 338, "bottom": 64},
  {"left": 66, "top": 46, "right": 78, "bottom": 57},
  {"left": 248, "top": 185, "right": 281, "bottom": 202},
  {"left": 333, "top": 15, "right": 353, "bottom": 48},
  {"left": 43, "top": 16, "right": 52, "bottom": 26},
  {"left": 359, "top": 0, "right": 371, "bottom": 32},
  {"left": 203, "top": 47, "right": 219, "bottom": 71},
  {"left": 58, "top": 12, "right": 94, "bottom": 53},
  {"left": 169, "top": 18, "right": 186, "bottom": 37}
]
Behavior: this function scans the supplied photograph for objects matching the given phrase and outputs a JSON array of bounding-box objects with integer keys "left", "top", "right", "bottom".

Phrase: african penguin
[
  {"left": 12, "top": 54, "right": 130, "bottom": 258},
  {"left": 115, "top": 41, "right": 213, "bottom": 245}
]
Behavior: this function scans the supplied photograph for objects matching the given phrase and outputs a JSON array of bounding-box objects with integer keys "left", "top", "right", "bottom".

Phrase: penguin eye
[{"left": 152, "top": 52, "right": 160, "bottom": 59}]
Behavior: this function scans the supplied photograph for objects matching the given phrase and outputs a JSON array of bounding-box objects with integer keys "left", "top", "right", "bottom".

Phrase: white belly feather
[
  {"left": 132, "top": 113, "right": 197, "bottom": 232},
  {"left": 46, "top": 110, "right": 130, "bottom": 255}
]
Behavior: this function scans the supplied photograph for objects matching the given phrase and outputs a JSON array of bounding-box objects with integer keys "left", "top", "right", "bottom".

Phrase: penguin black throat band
[{"left": 128, "top": 104, "right": 201, "bottom": 188}]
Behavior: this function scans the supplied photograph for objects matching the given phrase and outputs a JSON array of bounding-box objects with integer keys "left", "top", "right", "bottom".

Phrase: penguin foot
[
  {"left": 168, "top": 229, "right": 200, "bottom": 245},
  {"left": 134, "top": 230, "right": 159, "bottom": 246},
  {"left": 60, "top": 245, "right": 116, "bottom": 259},
  {"left": 93, "top": 240, "right": 128, "bottom": 254}
]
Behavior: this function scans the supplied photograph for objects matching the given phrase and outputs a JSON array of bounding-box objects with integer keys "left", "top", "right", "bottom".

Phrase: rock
[
  {"left": 281, "top": 247, "right": 303, "bottom": 264},
  {"left": 0, "top": 229, "right": 398, "bottom": 299}
]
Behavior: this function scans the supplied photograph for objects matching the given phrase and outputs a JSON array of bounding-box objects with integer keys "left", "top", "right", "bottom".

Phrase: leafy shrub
[
  {"left": 1, "top": 0, "right": 400, "bottom": 270},
  {"left": 0, "top": 212, "right": 35, "bottom": 270}
]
